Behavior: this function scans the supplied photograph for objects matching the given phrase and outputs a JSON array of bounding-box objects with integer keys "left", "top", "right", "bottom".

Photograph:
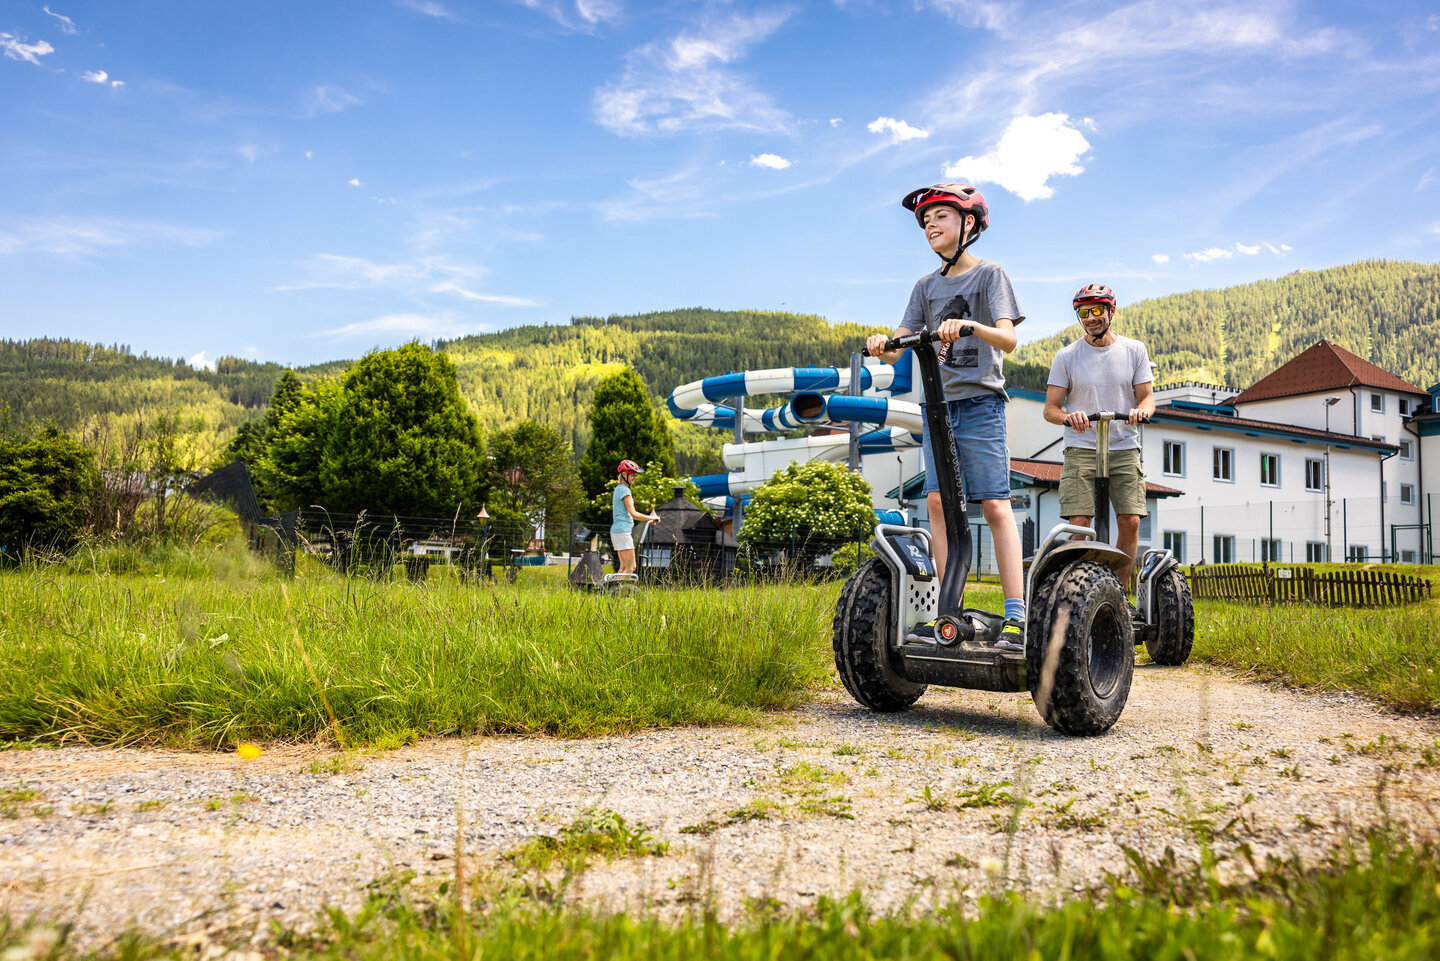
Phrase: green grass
[
  {"left": 0, "top": 543, "right": 836, "bottom": 748},
  {"left": 1191, "top": 595, "right": 1440, "bottom": 710},
  {"left": 8, "top": 828, "right": 1438, "bottom": 959}
]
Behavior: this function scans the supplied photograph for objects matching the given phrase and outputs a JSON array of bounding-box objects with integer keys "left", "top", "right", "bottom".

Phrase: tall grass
[
  {"left": 1191, "top": 597, "right": 1440, "bottom": 710},
  {"left": 0, "top": 543, "right": 835, "bottom": 748}
]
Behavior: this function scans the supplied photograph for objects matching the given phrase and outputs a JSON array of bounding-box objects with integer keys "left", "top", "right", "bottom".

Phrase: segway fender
[{"left": 1028, "top": 540, "right": 1131, "bottom": 590}]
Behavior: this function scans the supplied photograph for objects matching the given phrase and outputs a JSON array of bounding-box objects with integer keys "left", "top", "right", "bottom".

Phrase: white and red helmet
[
  {"left": 1072, "top": 283, "right": 1116, "bottom": 310},
  {"left": 617, "top": 459, "right": 641, "bottom": 476},
  {"left": 902, "top": 183, "right": 990, "bottom": 232}
]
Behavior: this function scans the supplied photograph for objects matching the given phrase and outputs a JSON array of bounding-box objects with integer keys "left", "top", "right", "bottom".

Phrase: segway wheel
[
  {"left": 1145, "top": 568, "right": 1195, "bottom": 666},
  {"left": 832, "top": 558, "right": 925, "bottom": 712},
  {"left": 1025, "top": 561, "right": 1134, "bottom": 736}
]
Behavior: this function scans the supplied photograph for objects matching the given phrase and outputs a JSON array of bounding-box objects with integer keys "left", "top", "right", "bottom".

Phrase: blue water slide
[{"left": 666, "top": 354, "right": 912, "bottom": 430}]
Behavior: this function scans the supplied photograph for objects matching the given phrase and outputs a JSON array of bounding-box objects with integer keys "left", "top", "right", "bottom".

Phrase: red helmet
[
  {"left": 902, "top": 183, "right": 990, "bottom": 232},
  {"left": 617, "top": 459, "right": 640, "bottom": 475},
  {"left": 1072, "top": 283, "right": 1116, "bottom": 310}
]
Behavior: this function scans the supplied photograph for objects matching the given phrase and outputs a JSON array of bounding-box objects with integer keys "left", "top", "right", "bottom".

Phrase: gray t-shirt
[
  {"left": 1047, "top": 335, "right": 1154, "bottom": 451},
  {"left": 899, "top": 260, "right": 1025, "bottom": 402}
]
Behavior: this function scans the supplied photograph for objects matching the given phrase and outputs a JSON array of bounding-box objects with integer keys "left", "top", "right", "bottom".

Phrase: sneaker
[
  {"left": 905, "top": 621, "right": 936, "bottom": 643},
  {"left": 994, "top": 618, "right": 1025, "bottom": 652}
]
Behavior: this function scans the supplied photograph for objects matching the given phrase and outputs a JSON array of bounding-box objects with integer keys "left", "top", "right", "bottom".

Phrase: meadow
[{"left": 1, "top": 543, "right": 1436, "bottom": 750}]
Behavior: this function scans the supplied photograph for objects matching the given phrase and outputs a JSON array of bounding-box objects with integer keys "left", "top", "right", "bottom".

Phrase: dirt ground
[{"left": 3, "top": 663, "right": 1438, "bottom": 950}]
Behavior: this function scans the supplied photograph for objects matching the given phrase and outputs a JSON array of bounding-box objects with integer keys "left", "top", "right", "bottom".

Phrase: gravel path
[{"left": 3, "top": 664, "right": 1439, "bottom": 950}]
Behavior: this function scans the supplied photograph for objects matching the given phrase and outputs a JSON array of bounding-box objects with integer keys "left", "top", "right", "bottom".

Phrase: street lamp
[{"left": 1323, "top": 396, "right": 1341, "bottom": 561}]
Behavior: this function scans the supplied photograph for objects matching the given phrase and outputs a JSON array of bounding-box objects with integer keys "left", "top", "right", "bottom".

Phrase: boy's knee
[{"left": 980, "top": 498, "right": 1014, "bottom": 525}]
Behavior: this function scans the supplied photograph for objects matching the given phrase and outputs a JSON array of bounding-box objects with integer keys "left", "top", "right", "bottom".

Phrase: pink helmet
[
  {"left": 617, "top": 459, "right": 640, "bottom": 475},
  {"left": 901, "top": 183, "right": 990, "bottom": 232},
  {"left": 1072, "top": 283, "right": 1116, "bottom": 310}
]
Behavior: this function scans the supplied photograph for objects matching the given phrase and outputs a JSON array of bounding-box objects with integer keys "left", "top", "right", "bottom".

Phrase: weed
[
  {"left": 135, "top": 800, "right": 167, "bottom": 812},
  {"left": 75, "top": 799, "right": 113, "bottom": 816},
  {"left": 955, "top": 780, "right": 1017, "bottom": 809},
  {"left": 1280, "top": 765, "right": 1302, "bottom": 780},
  {"left": 832, "top": 743, "right": 865, "bottom": 757},
  {"left": 908, "top": 784, "right": 948, "bottom": 812},
  {"left": 505, "top": 808, "right": 667, "bottom": 874},
  {"left": 1270, "top": 747, "right": 1293, "bottom": 759},
  {"left": 0, "top": 786, "right": 42, "bottom": 819},
  {"left": 308, "top": 753, "right": 366, "bottom": 776}
]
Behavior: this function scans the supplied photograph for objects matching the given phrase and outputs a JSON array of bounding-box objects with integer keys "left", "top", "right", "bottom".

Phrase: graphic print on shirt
[{"left": 934, "top": 293, "right": 979, "bottom": 370}]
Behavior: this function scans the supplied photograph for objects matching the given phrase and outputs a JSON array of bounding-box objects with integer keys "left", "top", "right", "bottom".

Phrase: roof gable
[{"left": 1230, "top": 340, "right": 1425, "bottom": 405}]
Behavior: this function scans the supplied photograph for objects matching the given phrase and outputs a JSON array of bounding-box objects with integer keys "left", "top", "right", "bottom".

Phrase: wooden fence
[{"left": 1189, "top": 564, "right": 1433, "bottom": 608}]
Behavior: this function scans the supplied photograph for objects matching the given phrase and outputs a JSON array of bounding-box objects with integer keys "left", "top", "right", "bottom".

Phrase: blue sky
[{"left": 2, "top": 1, "right": 1438, "bottom": 371}]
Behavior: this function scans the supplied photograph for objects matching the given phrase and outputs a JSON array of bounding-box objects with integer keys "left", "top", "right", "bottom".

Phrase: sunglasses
[{"left": 1075, "top": 305, "right": 1109, "bottom": 319}]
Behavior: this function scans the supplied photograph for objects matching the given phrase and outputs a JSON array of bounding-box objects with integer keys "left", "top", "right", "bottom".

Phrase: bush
[{"left": 737, "top": 461, "right": 875, "bottom": 546}]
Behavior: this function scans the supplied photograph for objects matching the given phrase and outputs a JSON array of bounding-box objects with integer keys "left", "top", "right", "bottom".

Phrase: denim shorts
[{"left": 920, "top": 393, "right": 1012, "bottom": 502}]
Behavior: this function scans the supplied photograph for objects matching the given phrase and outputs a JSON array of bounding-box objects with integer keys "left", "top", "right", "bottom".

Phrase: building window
[
  {"left": 1139, "top": 514, "right": 1152, "bottom": 540},
  {"left": 1400, "top": 439, "right": 1413, "bottom": 460},
  {"left": 1163, "top": 440, "right": 1185, "bottom": 476},
  {"left": 1163, "top": 530, "right": 1185, "bottom": 559},
  {"left": 1213, "top": 534, "right": 1235, "bottom": 564},
  {"left": 1435, "top": 396, "right": 1440, "bottom": 413},
  {"left": 1304, "top": 458, "right": 1324, "bottom": 492},
  {"left": 1401, "top": 484, "right": 1415, "bottom": 505},
  {"left": 1259, "top": 452, "right": 1280, "bottom": 487},
  {"left": 1371, "top": 434, "right": 1386, "bottom": 443},
  {"left": 1402, "top": 549, "right": 1417, "bottom": 564},
  {"left": 1306, "top": 542, "right": 1327, "bottom": 563},
  {"left": 1347, "top": 545, "right": 1368, "bottom": 563},
  {"left": 1213, "top": 447, "right": 1234, "bottom": 482},
  {"left": 1370, "top": 393, "right": 1383, "bottom": 412},
  {"left": 1399, "top": 398, "right": 1411, "bottom": 416},
  {"left": 1261, "top": 538, "right": 1283, "bottom": 562}
]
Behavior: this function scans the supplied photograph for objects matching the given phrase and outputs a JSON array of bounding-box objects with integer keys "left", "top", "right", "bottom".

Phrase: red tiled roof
[
  {"left": 1009, "top": 458, "right": 1183, "bottom": 497},
  {"left": 1230, "top": 340, "right": 1426, "bottom": 405}
]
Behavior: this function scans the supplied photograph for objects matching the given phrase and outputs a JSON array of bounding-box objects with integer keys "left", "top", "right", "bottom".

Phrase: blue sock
[{"left": 1004, "top": 599, "right": 1026, "bottom": 622}]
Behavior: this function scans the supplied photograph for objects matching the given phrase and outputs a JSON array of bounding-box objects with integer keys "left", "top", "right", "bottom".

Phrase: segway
[
  {"left": 832, "top": 328, "right": 1137, "bottom": 736},
  {"left": 1083, "top": 413, "right": 1195, "bottom": 666},
  {"left": 600, "top": 520, "right": 653, "bottom": 596}
]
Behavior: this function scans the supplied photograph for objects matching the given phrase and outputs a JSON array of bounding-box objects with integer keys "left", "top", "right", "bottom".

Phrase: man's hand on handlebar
[
  {"left": 1126, "top": 407, "right": 1152, "bottom": 426},
  {"left": 1063, "top": 410, "right": 1093, "bottom": 433}
]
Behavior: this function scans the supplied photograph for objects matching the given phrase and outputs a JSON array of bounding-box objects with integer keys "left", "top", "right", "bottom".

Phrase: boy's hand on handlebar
[
  {"left": 937, "top": 319, "right": 974, "bottom": 342},
  {"left": 1063, "top": 411, "right": 1092, "bottom": 432}
]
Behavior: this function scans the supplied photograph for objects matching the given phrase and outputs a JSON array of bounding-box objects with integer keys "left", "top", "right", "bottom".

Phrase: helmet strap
[
  {"left": 935, "top": 214, "right": 976, "bottom": 276},
  {"left": 1083, "top": 311, "right": 1112, "bottom": 344}
]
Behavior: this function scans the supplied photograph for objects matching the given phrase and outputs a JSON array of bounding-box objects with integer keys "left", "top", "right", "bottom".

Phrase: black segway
[
  {"left": 1083, "top": 414, "right": 1195, "bottom": 666},
  {"left": 832, "top": 328, "right": 1137, "bottom": 736}
]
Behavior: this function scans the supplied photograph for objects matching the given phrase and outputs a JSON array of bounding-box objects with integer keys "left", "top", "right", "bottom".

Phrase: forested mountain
[
  {"left": 4, "top": 260, "right": 1437, "bottom": 471},
  {"left": 1012, "top": 260, "right": 1440, "bottom": 389}
]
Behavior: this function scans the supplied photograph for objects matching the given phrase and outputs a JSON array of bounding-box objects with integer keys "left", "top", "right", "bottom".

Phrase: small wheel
[
  {"left": 1145, "top": 568, "right": 1194, "bottom": 666},
  {"left": 1026, "top": 561, "right": 1134, "bottom": 736},
  {"left": 832, "top": 558, "right": 925, "bottom": 712}
]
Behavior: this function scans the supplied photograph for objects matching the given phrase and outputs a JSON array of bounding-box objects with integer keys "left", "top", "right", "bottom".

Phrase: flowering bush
[{"left": 737, "top": 461, "right": 875, "bottom": 545}]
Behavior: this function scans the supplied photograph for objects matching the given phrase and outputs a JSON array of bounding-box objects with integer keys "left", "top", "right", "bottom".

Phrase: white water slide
[{"left": 666, "top": 354, "right": 921, "bottom": 499}]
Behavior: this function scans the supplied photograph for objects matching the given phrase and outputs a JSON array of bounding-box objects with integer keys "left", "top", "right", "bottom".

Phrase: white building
[{"left": 884, "top": 339, "right": 1434, "bottom": 568}]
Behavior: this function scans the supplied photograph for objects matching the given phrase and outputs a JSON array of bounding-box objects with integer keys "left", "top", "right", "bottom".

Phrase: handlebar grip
[{"left": 867, "top": 324, "right": 974, "bottom": 355}]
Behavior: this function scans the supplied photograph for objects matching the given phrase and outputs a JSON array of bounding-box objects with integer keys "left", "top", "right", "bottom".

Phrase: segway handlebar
[
  {"left": 868, "top": 325, "right": 975, "bottom": 356},
  {"left": 1080, "top": 410, "right": 1151, "bottom": 422}
]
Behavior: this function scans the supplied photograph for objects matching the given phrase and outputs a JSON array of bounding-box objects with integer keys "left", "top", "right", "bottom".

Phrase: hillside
[
  {"left": 4, "top": 260, "right": 1437, "bottom": 469},
  {"left": 1012, "top": 260, "right": 1440, "bottom": 389}
]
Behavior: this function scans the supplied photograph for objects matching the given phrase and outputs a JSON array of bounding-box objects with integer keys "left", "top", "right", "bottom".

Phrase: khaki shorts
[{"left": 1059, "top": 448, "right": 1148, "bottom": 518}]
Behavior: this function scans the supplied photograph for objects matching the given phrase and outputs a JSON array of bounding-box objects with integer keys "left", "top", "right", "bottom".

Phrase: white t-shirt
[{"left": 1047, "top": 335, "right": 1153, "bottom": 451}]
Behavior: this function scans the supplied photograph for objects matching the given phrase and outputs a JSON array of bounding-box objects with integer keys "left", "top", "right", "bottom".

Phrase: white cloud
[
  {"left": 397, "top": 0, "right": 460, "bottom": 20},
  {"left": 43, "top": 6, "right": 77, "bottom": 35},
  {"left": 1184, "top": 247, "right": 1233, "bottom": 263},
  {"left": 1, "top": 33, "right": 55, "bottom": 65},
  {"left": 303, "top": 84, "right": 363, "bottom": 116},
  {"left": 315, "top": 313, "right": 495, "bottom": 340},
  {"left": 187, "top": 350, "right": 217, "bottom": 372},
  {"left": 941, "top": 112, "right": 1089, "bottom": 202},
  {"left": 348, "top": 178, "right": 362, "bottom": 186},
  {"left": 829, "top": 117, "right": 842, "bottom": 127},
  {"left": 867, "top": 116, "right": 929, "bottom": 144},
  {"left": 523, "top": 0, "right": 621, "bottom": 32},
  {"left": 594, "top": 11, "right": 791, "bottom": 136},
  {"left": 80, "top": 69, "right": 106, "bottom": 83},
  {"left": 0, "top": 218, "right": 224, "bottom": 257},
  {"left": 305, "top": 150, "right": 313, "bottom": 159},
  {"left": 749, "top": 153, "right": 791, "bottom": 170},
  {"left": 1235, "top": 241, "right": 1260, "bottom": 255},
  {"left": 1152, "top": 253, "right": 1170, "bottom": 264},
  {"left": 926, "top": 0, "right": 1014, "bottom": 32},
  {"left": 430, "top": 281, "right": 536, "bottom": 306},
  {"left": 1419, "top": 167, "right": 1435, "bottom": 192},
  {"left": 1280, "top": 243, "right": 1293, "bottom": 251}
]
